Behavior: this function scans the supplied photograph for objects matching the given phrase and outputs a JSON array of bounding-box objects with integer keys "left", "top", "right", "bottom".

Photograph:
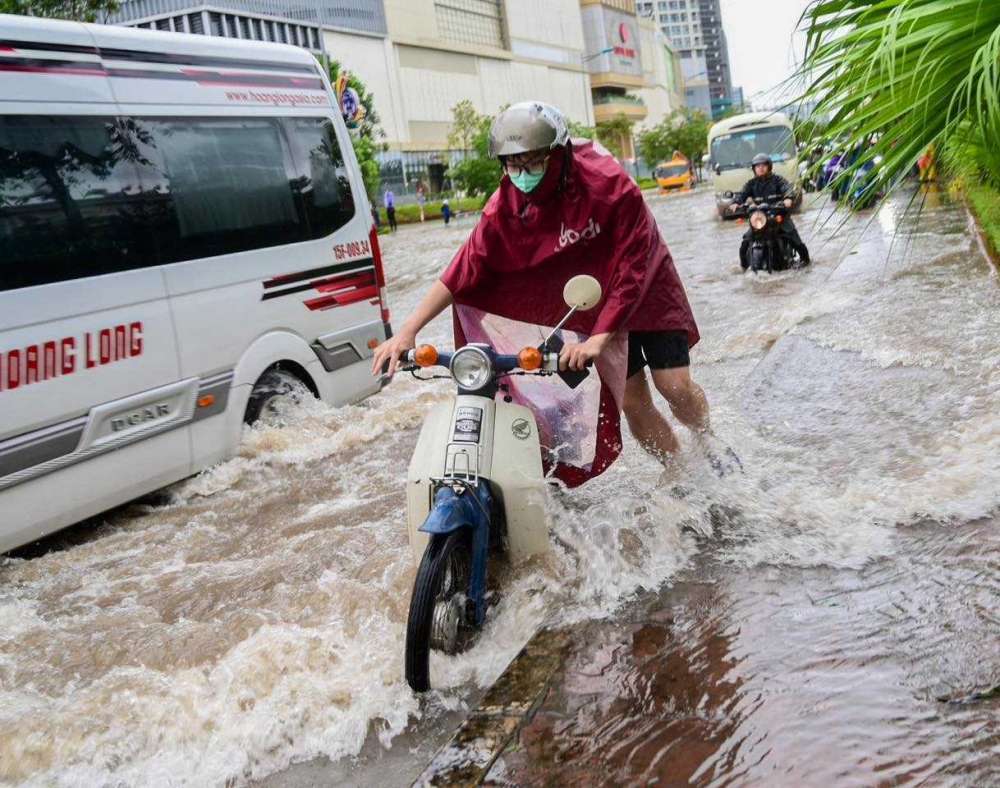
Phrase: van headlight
[
  {"left": 749, "top": 210, "right": 767, "bottom": 230},
  {"left": 450, "top": 347, "right": 492, "bottom": 390}
]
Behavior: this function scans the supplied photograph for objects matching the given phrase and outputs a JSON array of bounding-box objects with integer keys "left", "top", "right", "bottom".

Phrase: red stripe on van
[
  {"left": 180, "top": 68, "right": 324, "bottom": 90},
  {"left": 304, "top": 285, "right": 378, "bottom": 311},
  {"left": 0, "top": 62, "right": 108, "bottom": 77},
  {"left": 312, "top": 271, "right": 375, "bottom": 294}
]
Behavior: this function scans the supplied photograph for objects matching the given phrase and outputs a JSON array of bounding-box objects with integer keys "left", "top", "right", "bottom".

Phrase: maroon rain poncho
[{"left": 441, "top": 140, "right": 699, "bottom": 486}]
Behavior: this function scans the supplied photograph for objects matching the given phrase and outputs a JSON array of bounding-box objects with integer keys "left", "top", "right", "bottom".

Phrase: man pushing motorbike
[
  {"left": 730, "top": 153, "right": 810, "bottom": 268},
  {"left": 372, "top": 102, "right": 724, "bottom": 480}
]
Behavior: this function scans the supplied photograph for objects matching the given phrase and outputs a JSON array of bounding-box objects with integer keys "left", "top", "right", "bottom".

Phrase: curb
[
  {"left": 411, "top": 627, "right": 570, "bottom": 787},
  {"left": 962, "top": 198, "right": 1000, "bottom": 274}
]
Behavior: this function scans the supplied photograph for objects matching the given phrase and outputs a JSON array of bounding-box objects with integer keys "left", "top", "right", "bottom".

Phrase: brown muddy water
[
  {"left": 1, "top": 187, "right": 998, "bottom": 786},
  {"left": 487, "top": 517, "right": 999, "bottom": 787}
]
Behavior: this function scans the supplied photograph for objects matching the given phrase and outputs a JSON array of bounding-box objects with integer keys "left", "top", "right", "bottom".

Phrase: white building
[
  {"left": 636, "top": 0, "right": 735, "bottom": 118},
  {"left": 109, "top": 0, "right": 683, "bottom": 187},
  {"left": 363, "top": 0, "right": 595, "bottom": 152},
  {"left": 635, "top": 15, "right": 684, "bottom": 131}
]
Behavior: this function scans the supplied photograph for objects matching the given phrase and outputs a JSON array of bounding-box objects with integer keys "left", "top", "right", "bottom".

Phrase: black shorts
[{"left": 627, "top": 331, "right": 690, "bottom": 378}]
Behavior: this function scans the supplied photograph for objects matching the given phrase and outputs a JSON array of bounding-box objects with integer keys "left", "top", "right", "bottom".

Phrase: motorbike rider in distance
[
  {"left": 730, "top": 153, "right": 810, "bottom": 269},
  {"left": 371, "top": 101, "right": 726, "bottom": 481}
]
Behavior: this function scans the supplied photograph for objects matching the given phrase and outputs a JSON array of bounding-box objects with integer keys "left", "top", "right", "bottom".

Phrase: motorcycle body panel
[
  {"left": 406, "top": 395, "right": 547, "bottom": 564},
  {"left": 419, "top": 484, "right": 493, "bottom": 625},
  {"left": 746, "top": 204, "right": 800, "bottom": 273}
]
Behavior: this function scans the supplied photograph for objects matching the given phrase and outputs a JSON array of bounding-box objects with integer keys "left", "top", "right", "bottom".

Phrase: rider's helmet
[
  {"left": 751, "top": 153, "right": 773, "bottom": 174},
  {"left": 488, "top": 101, "right": 570, "bottom": 159}
]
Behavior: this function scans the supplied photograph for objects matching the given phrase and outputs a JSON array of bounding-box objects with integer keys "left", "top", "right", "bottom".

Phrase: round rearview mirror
[{"left": 563, "top": 275, "right": 602, "bottom": 311}]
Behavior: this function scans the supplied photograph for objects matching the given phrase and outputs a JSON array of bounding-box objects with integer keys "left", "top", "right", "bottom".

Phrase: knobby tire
[{"left": 405, "top": 529, "right": 470, "bottom": 692}]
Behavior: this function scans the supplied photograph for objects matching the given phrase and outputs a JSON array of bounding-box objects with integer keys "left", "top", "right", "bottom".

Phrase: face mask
[{"left": 510, "top": 168, "right": 546, "bottom": 193}]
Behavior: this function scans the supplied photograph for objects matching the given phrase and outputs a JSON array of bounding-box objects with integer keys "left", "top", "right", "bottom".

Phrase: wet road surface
[
  {"left": 486, "top": 517, "right": 999, "bottom": 787},
  {"left": 1, "top": 186, "right": 998, "bottom": 786}
]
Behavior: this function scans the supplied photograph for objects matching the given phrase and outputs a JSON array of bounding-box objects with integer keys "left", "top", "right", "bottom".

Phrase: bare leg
[
  {"left": 623, "top": 372, "right": 681, "bottom": 461},
  {"left": 649, "top": 366, "right": 710, "bottom": 433}
]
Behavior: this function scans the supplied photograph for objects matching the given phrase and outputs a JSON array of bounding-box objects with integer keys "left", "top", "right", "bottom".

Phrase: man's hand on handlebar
[
  {"left": 370, "top": 330, "right": 416, "bottom": 378},
  {"left": 783, "top": 197, "right": 793, "bottom": 208},
  {"left": 559, "top": 333, "right": 610, "bottom": 372}
]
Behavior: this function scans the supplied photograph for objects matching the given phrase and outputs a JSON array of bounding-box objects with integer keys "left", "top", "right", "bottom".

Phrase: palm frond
[{"left": 796, "top": 0, "right": 1000, "bottom": 201}]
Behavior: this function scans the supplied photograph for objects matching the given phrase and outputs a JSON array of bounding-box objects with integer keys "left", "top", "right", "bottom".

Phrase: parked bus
[
  {"left": 0, "top": 16, "right": 391, "bottom": 552},
  {"left": 654, "top": 152, "right": 694, "bottom": 192},
  {"left": 706, "top": 111, "right": 801, "bottom": 219}
]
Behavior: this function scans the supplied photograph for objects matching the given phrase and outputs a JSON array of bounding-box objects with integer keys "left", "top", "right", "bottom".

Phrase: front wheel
[
  {"left": 244, "top": 369, "right": 312, "bottom": 425},
  {"left": 405, "top": 529, "right": 472, "bottom": 692}
]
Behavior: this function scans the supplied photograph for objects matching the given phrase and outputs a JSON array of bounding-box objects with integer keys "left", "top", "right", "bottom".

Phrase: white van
[
  {"left": 0, "top": 16, "right": 391, "bottom": 552},
  {"left": 706, "top": 111, "right": 801, "bottom": 219}
]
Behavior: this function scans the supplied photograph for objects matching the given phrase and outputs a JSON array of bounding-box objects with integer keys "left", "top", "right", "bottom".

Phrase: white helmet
[{"left": 488, "top": 101, "right": 570, "bottom": 159}]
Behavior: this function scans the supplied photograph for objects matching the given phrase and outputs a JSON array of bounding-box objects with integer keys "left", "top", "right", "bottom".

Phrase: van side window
[
  {"left": 284, "top": 117, "right": 356, "bottom": 239},
  {"left": 0, "top": 115, "right": 359, "bottom": 291},
  {"left": 0, "top": 116, "right": 152, "bottom": 292},
  {"left": 130, "top": 117, "right": 303, "bottom": 263}
]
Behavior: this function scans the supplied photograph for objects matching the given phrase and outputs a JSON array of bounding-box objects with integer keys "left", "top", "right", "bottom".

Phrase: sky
[{"left": 718, "top": 0, "right": 814, "bottom": 108}]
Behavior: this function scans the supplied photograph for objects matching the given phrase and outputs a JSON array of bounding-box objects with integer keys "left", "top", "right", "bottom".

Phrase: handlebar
[{"left": 402, "top": 348, "right": 565, "bottom": 373}]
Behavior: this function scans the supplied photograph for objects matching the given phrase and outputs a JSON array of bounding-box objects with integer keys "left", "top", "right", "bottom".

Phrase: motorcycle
[
  {"left": 741, "top": 195, "right": 804, "bottom": 274},
  {"left": 398, "top": 275, "right": 602, "bottom": 692},
  {"left": 845, "top": 155, "right": 884, "bottom": 209}
]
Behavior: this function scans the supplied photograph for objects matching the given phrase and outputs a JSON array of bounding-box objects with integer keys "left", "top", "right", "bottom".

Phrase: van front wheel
[{"left": 244, "top": 369, "right": 312, "bottom": 425}]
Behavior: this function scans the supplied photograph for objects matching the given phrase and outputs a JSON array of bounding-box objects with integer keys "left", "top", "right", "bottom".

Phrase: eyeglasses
[{"left": 503, "top": 153, "right": 549, "bottom": 177}]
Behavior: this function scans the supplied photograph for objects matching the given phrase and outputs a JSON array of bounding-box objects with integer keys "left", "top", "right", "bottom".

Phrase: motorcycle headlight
[
  {"left": 450, "top": 347, "right": 493, "bottom": 390},
  {"left": 750, "top": 210, "right": 767, "bottom": 230}
]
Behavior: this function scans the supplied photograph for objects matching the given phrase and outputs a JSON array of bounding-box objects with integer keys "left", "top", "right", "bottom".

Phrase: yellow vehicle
[{"left": 654, "top": 153, "right": 694, "bottom": 191}]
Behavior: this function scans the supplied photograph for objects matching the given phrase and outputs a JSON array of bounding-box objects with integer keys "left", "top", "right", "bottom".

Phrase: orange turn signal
[
  {"left": 518, "top": 346, "right": 542, "bottom": 371},
  {"left": 367, "top": 338, "right": 379, "bottom": 349},
  {"left": 197, "top": 394, "right": 216, "bottom": 408},
  {"left": 414, "top": 344, "right": 439, "bottom": 367}
]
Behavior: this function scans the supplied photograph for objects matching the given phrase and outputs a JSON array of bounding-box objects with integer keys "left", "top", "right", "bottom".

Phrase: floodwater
[
  {"left": 488, "top": 517, "right": 1000, "bottom": 786},
  {"left": 1, "top": 187, "right": 998, "bottom": 787}
]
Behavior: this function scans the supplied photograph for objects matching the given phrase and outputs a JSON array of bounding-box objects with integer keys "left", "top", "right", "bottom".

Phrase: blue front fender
[{"left": 419, "top": 484, "right": 493, "bottom": 626}]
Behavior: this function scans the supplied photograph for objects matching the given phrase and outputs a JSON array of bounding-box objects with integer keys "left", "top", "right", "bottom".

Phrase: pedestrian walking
[
  {"left": 441, "top": 197, "right": 452, "bottom": 226},
  {"left": 415, "top": 180, "right": 427, "bottom": 222},
  {"left": 384, "top": 188, "right": 397, "bottom": 232}
]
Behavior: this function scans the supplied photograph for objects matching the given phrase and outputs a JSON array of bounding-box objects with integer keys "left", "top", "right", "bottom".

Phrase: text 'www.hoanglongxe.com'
[{"left": 225, "top": 90, "right": 327, "bottom": 106}]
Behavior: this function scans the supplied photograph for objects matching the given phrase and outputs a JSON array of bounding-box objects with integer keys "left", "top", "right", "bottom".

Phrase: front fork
[{"left": 418, "top": 482, "right": 494, "bottom": 626}]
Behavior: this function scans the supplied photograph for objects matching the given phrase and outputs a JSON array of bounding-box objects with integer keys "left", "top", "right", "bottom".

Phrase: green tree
[
  {"left": 447, "top": 113, "right": 502, "bottom": 197},
  {"left": 637, "top": 108, "right": 711, "bottom": 165},
  {"left": 795, "top": 0, "right": 1000, "bottom": 201},
  {"left": 324, "top": 59, "right": 384, "bottom": 200},
  {"left": 0, "top": 0, "right": 118, "bottom": 21},
  {"left": 595, "top": 113, "right": 634, "bottom": 160},
  {"left": 447, "top": 99, "right": 482, "bottom": 152},
  {"left": 568, "top": 120, "right": 595, "bottom": 140}
]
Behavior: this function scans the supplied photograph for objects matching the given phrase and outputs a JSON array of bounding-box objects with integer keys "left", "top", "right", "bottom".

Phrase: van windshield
[
  {"left": 711, "top": 125, "right": 795, "bottom": 171},
  {"left": 656, "top": 164, "right": 689, "bottom": 178}
]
